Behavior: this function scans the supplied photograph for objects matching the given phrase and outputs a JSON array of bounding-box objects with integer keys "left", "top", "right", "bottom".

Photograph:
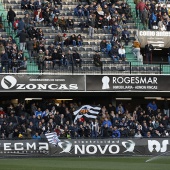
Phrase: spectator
[
  {"left": 0, "top": 50, "right": 9, "bottom": 73},
  {"left": 73, "top": 50, "right": 82, "bottom": 67},
  {"left": 121, "top": 27, "right": 130, "bottom": 45},
  {"left": 109, "top": 45, "right": 119, "bottom": 63},
  {"left": 7, "top": 7, "right": 16, "bottom": 29},
  {"left": 132, "top": 39, "right": 141, "bottom": 61},
  {"left": 93, "top": 51, "right": 102, "bottom": 67},
  {"left": 144, "top": 41, "right": 154, "bottom": 64},
  {"left": 112, "top": 126, "right": 120, "bottom": 138},
  {"left": 147, "top": 101, "right": 158, "bottom": 112},
  {"left": 118, "top": 45, "right": 126, "bottom": 61},
  {"left": 16, "top": 29, "right": 29, "bottom": 51},
  {"left": 100, "top": 39, "right": 107, "bottom": 53}
]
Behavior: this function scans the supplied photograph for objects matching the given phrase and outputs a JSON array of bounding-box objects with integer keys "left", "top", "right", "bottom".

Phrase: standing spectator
[
  {"left": 132, "top": 39, "right": 141, "bottom": 61},
  {"left": 144, "top": 41, "right": 154, "bottom": 64},
  {"left": 163, "top": 98, "right": 169, "bottom": 117},
  {"left": 7, "top": 7, "right": 16, "bottom": 29},
  {"left": 136, "top": 0, "right": 146, "bottom": 20},
  {"left": 0, "top": 50, "right": 9, "bottom": 73},
  {"left": 147, "top": 101, "right": 157, "bottom": 112},
  {"left": 141, "top": 8, "right": 149, "bottom": 30},
  {"left": 73, "top": 50, "right": 82, "bottom": 67},
  {"left": 26, "top": 38, "right": 34, "bottom": 62},
  {"left": 93, "top": 51, "right": 102, "bottom": 67},
  {"left": 16, "top": 29, "right": 29, "bottom": 51},
  {"left": 168, "top": 46, "right": 170, "bottom": 64},
  {"left": 87, "top": 14, "right": 95, "bottom": 38},
  {"left": 17, "top": 18, "right": 25, "bottom": 34}
]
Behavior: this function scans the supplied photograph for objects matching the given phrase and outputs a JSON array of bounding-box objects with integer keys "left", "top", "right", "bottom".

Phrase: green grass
[{"left": 0, "top": 157, "right": 170, "bottom": 170}]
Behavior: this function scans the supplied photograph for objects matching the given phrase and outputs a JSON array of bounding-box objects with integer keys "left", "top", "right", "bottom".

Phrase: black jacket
[{"left": 7, "top": 10, "right": 16, "bottom": 22}]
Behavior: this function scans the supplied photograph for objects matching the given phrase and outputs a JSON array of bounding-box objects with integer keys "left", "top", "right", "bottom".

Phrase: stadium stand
[{"left": 0, "top": 0, "right": 168, "bottom": 74}]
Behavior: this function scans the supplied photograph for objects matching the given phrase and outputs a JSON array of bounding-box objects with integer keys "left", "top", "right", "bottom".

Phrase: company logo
[
  {"left": 102, "top": 76, "right": 110, "bottom": 89},
  {"left": 148, "top": 140, "right": 169, "bottom": 153},
  {"left": 122, "top": 140, "right": 135, "bottom": 153},
  {"left": 1, "top": 76, "right": 17, "bottom": 89},
  {"left": 58, "top": 140, "right": 72, "bottom": 154}
]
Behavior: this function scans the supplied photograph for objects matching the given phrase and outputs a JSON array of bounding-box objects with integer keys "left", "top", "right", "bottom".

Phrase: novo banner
[
  {"left": 138, "top": 31, "right": 170, "bottom": 48},
  {"left": 0, "top": 75, "right": 85, "bottom": 92},
  {"left": 0, "top": 138, "right": 169, "bottom": 157},
  {"left": 86, "top": 75, "right": 170, "bottom": 91}
]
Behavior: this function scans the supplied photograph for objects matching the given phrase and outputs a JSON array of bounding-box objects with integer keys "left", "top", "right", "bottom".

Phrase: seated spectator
[
  {"left": 66, "top": 16, "right": 74, "bottom": 31},
  {"left": 77, "top": 34, "right": 83, "bottom": 47},
  {"left": 106, "top": 41, "right": 112, "bottom": 53},
  {"left": 118, "top": 45, "right": 126, "bottom": 61},
  {"left": 54, "top": 33, "right": 64, "bottom": 48},
  {"left": 121, "top": 27, "right": 130, "bottom": 45},
  {"left": 52, "top": 15, "right": 59, "bottom": 30},
  {"left": 52, "top": 6, "right": 60, "bottom": 19},
  {"left": 93, "top": 51, "right": 102, "bottom": 67},
  {"left": 34, "top": 7, "right": 44, "bottom": 24},
  {"left": 70, "top": 34, "right": 77, "bottom": 47},
  {"left": 58, "top": 17, "right": 67, "bottom": 32},
  {"left": 100, "top": 39, "right": 107, "bottom": 53},
  {"left": 73, "top": 50, "right": 82, "bottom": 67},
  {"left": 109, "top": 45, "right": 119, "bottom": 63}
]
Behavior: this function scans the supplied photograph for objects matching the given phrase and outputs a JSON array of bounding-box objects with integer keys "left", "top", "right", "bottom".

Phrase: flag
[
  {"left": 73, "top": 105, "right": 101, "bottom": 123},
  {"left": 45, "top": 132, "right": 60, "bottom": 146}
]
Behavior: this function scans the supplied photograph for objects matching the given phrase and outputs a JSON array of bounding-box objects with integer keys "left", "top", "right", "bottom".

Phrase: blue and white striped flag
[{"left": 45, "top": 132, "right": 60, "bottom": 145}]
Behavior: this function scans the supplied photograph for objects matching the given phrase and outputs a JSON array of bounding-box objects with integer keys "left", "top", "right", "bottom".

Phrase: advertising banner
[
  {"left": 0, "top": 138, "right": 169, "bottom": 157},
  {"left": 1, "top": 74, "right": 170, "bottom": 92},
  {"left": 86, "top": 75, "right": 170, "bottom": 91},
  {"left": 0, "top": 75, "right": 85, "bottom": 92},
  {"left": 138, "top": 31, "right": 170, "bottom": 48}
]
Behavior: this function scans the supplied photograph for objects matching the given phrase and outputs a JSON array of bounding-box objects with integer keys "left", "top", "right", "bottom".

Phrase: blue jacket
[
  {"left": 112, "top": 129, "right": 120, "bottom": 138},
  {"left": 147, "top": 102, "right": 157, "bottom": 111}
]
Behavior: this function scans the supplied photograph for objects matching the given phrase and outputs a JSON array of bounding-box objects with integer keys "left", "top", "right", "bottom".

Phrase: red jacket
[
  {"left": 137, "top": 2, "right": 146, "bottom": 11},
  {"left": 34, "top": 10, "right": 43, "bottom": 19}
]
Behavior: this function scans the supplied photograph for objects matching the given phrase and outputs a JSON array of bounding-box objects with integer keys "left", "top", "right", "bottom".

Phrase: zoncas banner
[
  {"left": 86, "top": 75, "right": 170, "bottom": 91},
  {"left": 0, "top": 138, "right": 169, "bottom": 157},
  {"left": 0, "top": 75, "right": 85, "bottom": 92}
]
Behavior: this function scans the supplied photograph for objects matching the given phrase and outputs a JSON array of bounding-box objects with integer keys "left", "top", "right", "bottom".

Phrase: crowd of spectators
[
  {"left": 135, "top": 0, "right": 170, "bottom": 30},
  {"left": 0, "top": 99, "right": 169, "bottom": 139}
]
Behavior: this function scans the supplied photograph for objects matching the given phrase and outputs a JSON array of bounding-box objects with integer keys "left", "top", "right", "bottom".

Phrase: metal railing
[{"left": 1, "top": 60, "right": 170, "bottom": 74}]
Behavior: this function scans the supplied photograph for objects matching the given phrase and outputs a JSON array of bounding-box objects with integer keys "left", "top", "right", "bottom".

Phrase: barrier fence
[{"left": 0, "top": 138, "right": 169, "bottom": 157}]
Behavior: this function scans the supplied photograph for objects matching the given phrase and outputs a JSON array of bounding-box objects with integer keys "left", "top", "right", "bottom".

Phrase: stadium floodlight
[
  {"left": 25, "top": 98, "right": 42, "bottom": 100},
  {"left": 116, "top": 98, "right": 132, "bottom": 100},
  {"left": 56, "top": 99, "right": 73, "bottom": 101}
]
